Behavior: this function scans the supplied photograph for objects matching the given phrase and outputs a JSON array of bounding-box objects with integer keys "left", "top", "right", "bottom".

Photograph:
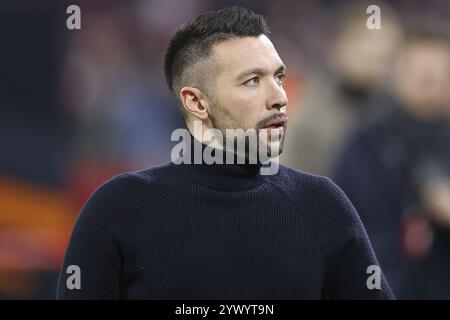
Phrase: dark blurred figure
[
  {"left": 281, "top": 1, "right": 402, "bottom": 176},
  {"left": 333, "top": 25, "right": 450, "bottom": 299}
]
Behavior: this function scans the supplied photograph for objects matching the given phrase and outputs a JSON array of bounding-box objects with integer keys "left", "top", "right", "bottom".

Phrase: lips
[{"left": 263, "top": 117, "right": 287, "bottom": 129}]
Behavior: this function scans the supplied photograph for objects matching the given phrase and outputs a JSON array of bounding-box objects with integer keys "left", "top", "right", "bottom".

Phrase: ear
[{"left": 179, "top": 87, "right": 209, "bottom": 120}]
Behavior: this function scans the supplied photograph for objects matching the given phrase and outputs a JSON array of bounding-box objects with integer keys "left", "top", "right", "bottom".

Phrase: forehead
[{"left": 212, "top": 35, "right": 283, "bottom": 76}]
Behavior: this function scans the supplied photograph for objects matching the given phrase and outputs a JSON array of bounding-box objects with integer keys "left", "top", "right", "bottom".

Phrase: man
[
  {"left": 57, "top": 6, "right": 393, "bottom": 299},
  {"left": 281, "top": 1, "right": 402, "bottom": 176},
  {"left": 333, "top": 27, "right": 450, "bottom": 298}
]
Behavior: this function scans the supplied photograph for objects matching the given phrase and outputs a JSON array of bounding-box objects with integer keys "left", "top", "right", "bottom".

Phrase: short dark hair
[{"left": 164, "top": 6, "right": 270, "bottom": 98}]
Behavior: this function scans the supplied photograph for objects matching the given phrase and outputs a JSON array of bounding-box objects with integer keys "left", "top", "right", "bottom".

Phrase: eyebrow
[{"left": 236, "top": 64, "right": 286, "bottom": 81}]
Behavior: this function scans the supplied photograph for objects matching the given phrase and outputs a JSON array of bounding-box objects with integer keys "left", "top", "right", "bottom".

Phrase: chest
[{"left": 122, "top": 194, "right": 326, "bottom": 299}]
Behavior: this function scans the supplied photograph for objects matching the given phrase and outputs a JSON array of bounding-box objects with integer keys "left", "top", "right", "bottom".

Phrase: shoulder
[
  {"left": 273, "top": 165, "right": 347, "bottom": 201},
  {"left": 274, "top": 164, "right": 363, "bottom": 231},
  {"left": 275, "top": 165, "right": 372, "bottom": 261},
  {"left": 91, "top": 162, "right": 174, "bottom": 200},
  {"left": 76, "top": 162, "right": 181, "bottom": 225}
]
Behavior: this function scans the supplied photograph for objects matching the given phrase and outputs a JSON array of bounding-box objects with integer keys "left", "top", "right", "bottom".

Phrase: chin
[{"left": 264, "top": 142, "right": 283, "bottom": 158}]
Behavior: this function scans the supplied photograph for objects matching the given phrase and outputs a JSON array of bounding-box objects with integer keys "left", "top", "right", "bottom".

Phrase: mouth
[{"left": 262, "top": 117, "right": 287, "bottom": 131}]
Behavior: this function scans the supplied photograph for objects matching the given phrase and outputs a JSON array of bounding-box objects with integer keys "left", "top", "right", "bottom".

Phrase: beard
[{"left": 208, "top": 103, "right": 287, "bottom": 163}]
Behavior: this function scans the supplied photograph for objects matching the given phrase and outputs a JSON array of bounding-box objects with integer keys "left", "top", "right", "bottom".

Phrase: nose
[{"left": 266, "top": 80, "right": 288, "bottom": 111}]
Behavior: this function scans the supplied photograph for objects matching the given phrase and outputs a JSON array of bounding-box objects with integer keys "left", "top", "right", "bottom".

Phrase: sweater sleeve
[
  {"left": 317, "top": 177, "right": 395, "bottom": 299},
  {"left": 56, "top": 174, "right": 128, "bottom": 299}
]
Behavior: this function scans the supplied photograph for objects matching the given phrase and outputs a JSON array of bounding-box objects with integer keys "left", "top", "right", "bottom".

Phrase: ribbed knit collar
[{"left": 172, "top": 131, "right": 269, "bottom": 191}]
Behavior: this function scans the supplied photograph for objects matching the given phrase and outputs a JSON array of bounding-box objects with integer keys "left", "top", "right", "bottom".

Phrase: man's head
[
  {"left": 332, "top": 1, "right": 402, "bottom": 91},
  {"left": 391, "top": 25, "right": 450, "bottom": 120},
  {"left": 164, "top": 6, "right": 288, "bottom": 158}
]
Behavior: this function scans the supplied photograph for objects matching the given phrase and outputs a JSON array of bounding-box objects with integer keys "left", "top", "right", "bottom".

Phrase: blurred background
[{"left": 0, "top": 0, "right": 449, "bottom": 299}]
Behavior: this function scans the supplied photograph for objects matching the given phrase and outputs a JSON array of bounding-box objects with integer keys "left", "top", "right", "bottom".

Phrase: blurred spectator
[
  {"left": 281, "top": 1, "right": 402, "bottom": 176},
  {"left": 332, "top": 25, "right": 450, "bottom": 298}
]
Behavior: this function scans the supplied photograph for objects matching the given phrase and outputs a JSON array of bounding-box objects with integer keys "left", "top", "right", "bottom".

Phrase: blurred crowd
[
  {"left": 281, "top": 1, "right": 450, "bottom": 299},
  {"left": 0, "top": 0, "right": 449, "bottom": 299}
]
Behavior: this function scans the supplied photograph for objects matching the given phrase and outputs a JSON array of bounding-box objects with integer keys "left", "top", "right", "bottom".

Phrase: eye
[
  {"left": 243, "top": 77, "right": 259, "bottom": 87},
  {"left": 275, "top": 73, "right": 287, "bottom": 86}
]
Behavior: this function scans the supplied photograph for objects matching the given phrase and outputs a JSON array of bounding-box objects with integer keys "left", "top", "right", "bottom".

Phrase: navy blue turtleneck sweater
[{"left": 57, "top": 136, "right": 394, "bottom": 299}]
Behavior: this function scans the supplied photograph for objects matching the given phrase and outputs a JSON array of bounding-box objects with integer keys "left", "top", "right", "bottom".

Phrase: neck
[{"left": 171, "top": 129, "right": 268, "bottom": 191}]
